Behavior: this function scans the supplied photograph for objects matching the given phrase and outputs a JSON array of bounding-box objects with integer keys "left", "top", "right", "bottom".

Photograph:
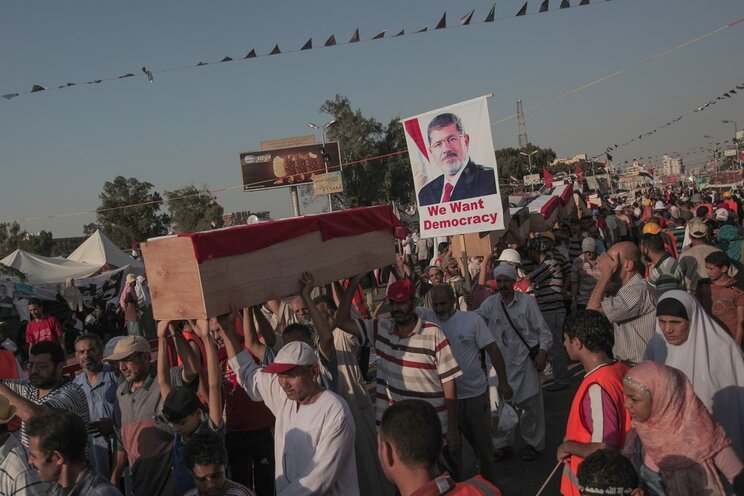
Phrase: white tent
[
  {"left": 67, "top": 230, "right": 144, "bottom": 271},
  {"left": 0, "top": 250, "right": 100, "bottom": 285}
]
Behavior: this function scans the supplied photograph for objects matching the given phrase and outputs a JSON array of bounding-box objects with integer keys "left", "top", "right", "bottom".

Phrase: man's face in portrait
[{"left": 428, "top": 123, "right": 470, "bottom": 178}]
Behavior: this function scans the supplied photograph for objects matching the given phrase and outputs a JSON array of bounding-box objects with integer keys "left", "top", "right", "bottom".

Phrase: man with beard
[
  {"left": 475, "top": 265, "right": 552, "bottom": 462},
  {"left": 571, "top": 238, "right": 601, "bottom": 313},
  {"left": 335, "top": 277, "right": 463, "bottom": 465},
  {"left": 418, "top": 113, "right": 498, "bottom": 206},
  {"left": 416, "top": 284, "right": 511, "bottom": 484},
  {"left": 73, "top": 333, "right": 118, "bottom": 478},
  {"left": 586, "top": 241, "right": 658, "bottom": 364},
  {"left": 0, "top": 341, "right": 89, "bottom": 448}
]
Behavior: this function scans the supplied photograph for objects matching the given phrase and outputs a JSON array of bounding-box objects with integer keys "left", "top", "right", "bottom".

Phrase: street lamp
[
  {"left": 308, "top": 119, "right": 337, "bottom": 211},
  {"left": 519, "top": 150, "right": 538, "bottom": 173},
  {"left": 723, "top": 120, "right": 741, "bottom": 169}
]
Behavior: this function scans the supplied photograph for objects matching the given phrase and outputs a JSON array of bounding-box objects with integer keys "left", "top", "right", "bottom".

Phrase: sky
[{"left": 2, "top": 0, "right": 743, "bottom": 239}]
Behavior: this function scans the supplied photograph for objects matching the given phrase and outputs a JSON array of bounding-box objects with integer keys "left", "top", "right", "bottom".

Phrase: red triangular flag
[
  {"left": 301, "top": 39, "right": 312, "bottom": 50},
  {"left": 516, "top": 2, "right": 528, "bottom": 16},
  {"left": 324, "top": 34, "right": 336, "bottom": 47},
  {"left": 435, "top": 12, "right": 446, "bottom": 29},
  {"left": 349, "top": 29, "right": 360, "bottom": 43},
  {"left": 575, "top": 165, "right": 584, "bottom": 183},
  {"left": 269, "top": 44, "right": 281, "bottom": 55},
  {"left": 543, "top": 165, "right": 553, "bottom": 188},
  {"left": 460, "top": 9, "right": 475, "bottom": 25},
  {"left": 372, "top": 30, "right": 386, "bottom": 39},
  {"left": 539, "top": 0, "right": 549, "bottom": 12}
]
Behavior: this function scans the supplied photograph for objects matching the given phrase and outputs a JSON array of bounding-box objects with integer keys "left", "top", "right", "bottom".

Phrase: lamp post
[
  {"left": 723, "top": 120, "right": 741, "bottom": 170},
  {"left": 308, "top": 119, "right": 337, "bottom": 212},
  {"left": 519, "top": 150, "right": 539, "bottom": 191},
  {"left": 704, "top": 135, "right": 717, "bottom": 175}
]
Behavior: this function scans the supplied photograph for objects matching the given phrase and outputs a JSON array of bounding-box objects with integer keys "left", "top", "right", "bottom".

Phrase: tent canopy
[
  {"left": 0, "top": 250, "right": 100, "bottom": 285},
  {"left": 67, "top": 230, "right": 143, "bottom": 270}
]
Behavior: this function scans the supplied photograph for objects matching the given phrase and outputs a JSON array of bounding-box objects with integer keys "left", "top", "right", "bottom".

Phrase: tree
[
  {"left": 164, "top": 185, "right": 224, "bottom": 234},
  {"left": 380, "top": 118, "right": 415, "bottom": 206},
  {"left": 495, "top": 144, "right": 557, "bottom": 179},
  {"left": 22, "top": 230, "right": 54, "bottom": 256},
  {"left": 83, "top": 223, "right": 99, "bottom": 237},
  {"left": 0, "top": 222, "right": 24, "bottom": 258},
  {"left": 96, "top": 176, "right": 170, "bottom": 248}
]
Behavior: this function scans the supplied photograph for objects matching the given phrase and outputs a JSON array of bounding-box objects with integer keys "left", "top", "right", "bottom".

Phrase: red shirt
[{"left": 26, "top": 316, "right": 63, "bottom": 345}]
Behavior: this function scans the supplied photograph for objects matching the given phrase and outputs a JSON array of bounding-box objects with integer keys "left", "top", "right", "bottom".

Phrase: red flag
[
  {"left": 543, "top": 165, "right": 553, "bottom": 188},
  {"left": 575, "top": 165, "right": 583, "bottom": 184}
]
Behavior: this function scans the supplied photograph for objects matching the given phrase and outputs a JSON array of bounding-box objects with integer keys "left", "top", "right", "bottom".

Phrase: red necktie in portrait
[{"left": 442, "top": 182, "right": 454, "bottom": 202}]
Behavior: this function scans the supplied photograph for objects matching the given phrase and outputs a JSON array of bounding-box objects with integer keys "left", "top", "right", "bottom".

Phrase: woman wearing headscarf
[
  {"left": 645, "top": 290, "right": 744, "bottom": 461},
  {"left": 622, "top": 361, "right": 742, "bottom": 495}
]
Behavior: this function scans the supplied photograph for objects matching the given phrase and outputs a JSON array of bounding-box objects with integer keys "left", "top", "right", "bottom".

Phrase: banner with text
[{"left": 403, "top": 96, "right": 504, "bottom": 237}]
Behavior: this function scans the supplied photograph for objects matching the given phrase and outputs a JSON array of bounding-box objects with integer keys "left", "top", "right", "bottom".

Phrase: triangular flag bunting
[
  {"left": 2, "top": 93, "right": 19, "bottom": 100},
  {"left": 723, "top": 93, "right": 731, "bottom": 98},
  {"left": 301, "top": 39, "right": 313, "bottom": 50},
  {"left": 394, "top": 29, "right": 405, "bottom": 37},
  {"left": 579, "top": 0, "right": 589, "bottom": 5},
  {"left": 372, "top": 30, "right": 386, "bottom": 39},
  {"left": 485, "top": 5, "right": 496, "bottom": 22},
  {"left": 118, "top": 74, "right": 135, "bottom": 79},
  {"left": 31, "top": 85, "right": 46, "bottom": 92},
  {"left": 539, "top": 0, "right": 549, "bottom": 13},
  {"left": 435, "top": 12, "right": 446, "bottom": 29},
  {"left": 270, "top": 44, "right": 281, "bottom": 55},
  {"left": 731, "top": 89, "right": 738, "bottom": 94},
  {"left": 460, "top": 9, "right": 475, "bottom": 25},
  {"left": 417, "top": 25, "right": 428, "bottom": 33},
  {"left": 63, "top": 82, "right": 76, "bottom": 87},
  {"left": 324, "top": 34, "right": 336, "bottom": 47},
  {"left": 349, "top": 29, "right": 360, "bottom": 43},
  {"left": 220, "top": 56, "right": 233, "bottom": 62},
  {"left": 516, "top": 2, "right": 528, "bottom": 16},
  {"left": 560, "top": 0, "right": 570, "bottom": 8},
  {"left": 196, "top": 62, "right": 208, "bottom": 66},
  {"left": 244, "top": 49, "right": 257, "bottom": 59}
]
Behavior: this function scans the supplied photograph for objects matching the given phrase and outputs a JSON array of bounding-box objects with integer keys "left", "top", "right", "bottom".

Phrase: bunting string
[{"left": 2, "top": 0, "right": 615, "bottom": 101}]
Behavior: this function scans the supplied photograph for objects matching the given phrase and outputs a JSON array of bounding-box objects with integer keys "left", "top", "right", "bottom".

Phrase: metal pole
[
  {"left": 321, "top": 128, "right": 333, "bottom": 212},
  {"left": 290, "top": 186, "right": 300, "bottom": 217}
]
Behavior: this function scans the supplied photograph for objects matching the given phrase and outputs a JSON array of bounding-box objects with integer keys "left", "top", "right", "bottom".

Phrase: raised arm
[
  {"left": 0, "top": 384, "right": 46, "bottom": 419},
  {"left": 193, "top": 320, "right": 223, "bottom": 428},
  {"left": 334, "top": 274, "right": 365, "bottom": 338},
  {"left": 156, "top": 320, "right": 172, "bottom": 398},
  {"left": 300, "top": 272, "right": 334, "bottom": 362},
  {"left": 252, "top": 306, "right": 277, "bottom": 348},
  {"left": 172, "top": 326, "right": 199, "bottom": 384},
  {"left": 242, "top": 307, "right": 267, "bottom": 362}
]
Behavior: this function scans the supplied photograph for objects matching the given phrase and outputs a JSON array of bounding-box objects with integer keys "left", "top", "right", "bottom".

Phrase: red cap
[{"left": 387, "top": 279, "right": 416, "bottom": 302}]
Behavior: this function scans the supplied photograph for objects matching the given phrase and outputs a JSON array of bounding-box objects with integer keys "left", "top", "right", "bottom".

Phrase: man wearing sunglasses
[{"left": 418, "top": 112, "right": 497, "bottom": 207}]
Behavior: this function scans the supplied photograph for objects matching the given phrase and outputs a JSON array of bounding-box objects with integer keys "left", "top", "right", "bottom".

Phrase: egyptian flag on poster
[{"left": 402, "top": 96, "right": 505, "bottom": 238}]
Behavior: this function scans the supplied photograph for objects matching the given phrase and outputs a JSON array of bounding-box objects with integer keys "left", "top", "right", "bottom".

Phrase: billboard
[
  {"left": 240, "top": 142, "right": 341, "bottom": 191},
  {"left": 523, "top": 173, "right": 541, "bottom": 186},
  {"left": 402, "top": 96, "right": 504, "bottom": 237}
]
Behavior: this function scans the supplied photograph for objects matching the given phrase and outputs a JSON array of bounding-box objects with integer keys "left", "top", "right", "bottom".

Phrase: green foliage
[
  {"left": 164, "top": 185, "right": 224, "bottom": 234},
  {"left": 495, "top": 144, "right": 557, "bottom": 179},
  {"left": 23, "top": 230, "right": 53, "bottom": 256},
  {"left": 96, "top": 176, "right": 170, "bottom": 247},
  {"left": 0, "top": 222, "right": 24, "bottom": 258},
  {"left": 82, "top": 223, "right": 99, "bottom": 237}
]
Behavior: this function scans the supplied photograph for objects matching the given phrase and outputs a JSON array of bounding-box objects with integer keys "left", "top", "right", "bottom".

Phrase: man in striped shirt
[
  {"left": 336, "top": 276, "right": 463, "bottom": 456},
  {"left": 586, "top": 242, "right": 658, "bottom": 364},
  {"left": 0, "top": 394, "right": 46, "bottom": 495},
  {"left": 0, "top": 341, "right": 90, "bottom": 449},
  {"left": 527, "top": 236, "right": 569, "bottom": 391}
]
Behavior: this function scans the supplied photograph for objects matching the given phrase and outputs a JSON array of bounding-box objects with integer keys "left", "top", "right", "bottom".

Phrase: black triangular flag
[
  {"left": 270, "top": 44, "right": 281, "bottom": 55},
  {"left": 196, "top": 62, "right": 208, "bottom": 66},
  {"left": 119, "top": 73, "right": 135, "bottom": 79},
  {"left": 516, "top": 2, "right": 528, "bottom": 16},
  {"left": 460, "top": 9, "right": 475, "bottom": 25},
  {"left": 539, "top": 0, "right": 549, "bottom": 13},
  {"left": 485, "top": 4, "right": 496, "bottom": 22},
  {"left": 435, "top": 12, "right": 446, "bottom": 29},
  {"left": 1, "top": 93, "right": 19, "bottom": 100},
  {"left": 560, "top": 0, "right": 570, "bottom": 8},
  {"left": 349, "top": 29, "right": 360, "bottom": 43},
  {"left": 731, "top": 89, "right": 738, "bottom": 94},
  {"left": 579, "top": 0, "right": 589, "bottom": 5},
  {"left": 301, "top": 39, "right": 313, "bottom": 50},
  {"left": 220, "top": 56, "right": 233, "bottom": 62},
  {"left": 31, "top": 85, "right": 46, "bottom": 92},
  {"left": 244, "top": 49, "right": 257, "bottom": 59},
  {"left": 417, "top": 25, "right": 428, "bottom": 33},
  {"left": 324, "top": 34, "right": 336, "bottom": 47},
  {"left": 607, "top": 153, "right": 613, "bottom": 161},
  {"left": 394, "top": 29, "right": 405, "bottom": 37},
  {"left": 372, "top": 30, "right": 386, "bottom": 39},
  {"left": 724, "top": 93, "right": 731, "bottom": 98}
]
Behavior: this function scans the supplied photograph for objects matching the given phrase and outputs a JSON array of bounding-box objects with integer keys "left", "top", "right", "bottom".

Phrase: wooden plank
[
  {"left": 141, "top": 236, "right": 206, "bottom": 321},
  {"left": 199, "top": 229, "right": 394, "bottom": 318}
]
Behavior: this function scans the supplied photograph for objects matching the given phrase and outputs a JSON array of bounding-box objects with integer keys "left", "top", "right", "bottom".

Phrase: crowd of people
[{"left": 0, "top": 185, "right": 744, "bottom": 495}]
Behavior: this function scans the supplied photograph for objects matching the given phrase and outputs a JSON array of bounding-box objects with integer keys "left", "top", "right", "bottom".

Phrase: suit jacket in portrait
[{"left": 418, "top": 160, "right": 498, "bottom": 206}]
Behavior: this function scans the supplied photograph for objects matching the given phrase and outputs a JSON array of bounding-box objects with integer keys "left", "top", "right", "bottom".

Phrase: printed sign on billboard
[{"left": 240, "top": 142, "right": 341, "bottom": 191}]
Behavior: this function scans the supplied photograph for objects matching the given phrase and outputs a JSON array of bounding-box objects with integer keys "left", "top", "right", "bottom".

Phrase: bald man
[{"left": 586, "top": 242, "right": 658, "bottom": 363}]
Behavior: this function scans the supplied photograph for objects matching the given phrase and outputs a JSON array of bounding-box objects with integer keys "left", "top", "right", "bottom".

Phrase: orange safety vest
[
  {"left": 560, "top": 362, "right": 632, "bottom": 496},
  {"left": 451, "top": 476, "right": 502, "bottom": 496}
]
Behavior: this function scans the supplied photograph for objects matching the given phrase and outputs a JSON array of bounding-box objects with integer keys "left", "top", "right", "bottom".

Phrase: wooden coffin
[{"left": 142, "top": 206, "right": 401, "bottom": 320}]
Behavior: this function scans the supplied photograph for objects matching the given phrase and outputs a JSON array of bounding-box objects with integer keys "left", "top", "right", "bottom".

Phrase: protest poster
[{"left": 403, "top": 96, "right": 504, "bottom": 237}]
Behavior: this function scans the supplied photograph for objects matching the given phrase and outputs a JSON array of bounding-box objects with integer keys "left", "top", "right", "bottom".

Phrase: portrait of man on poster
[{"left": 417, "top": 112, "right": 498, "bottom": 207}]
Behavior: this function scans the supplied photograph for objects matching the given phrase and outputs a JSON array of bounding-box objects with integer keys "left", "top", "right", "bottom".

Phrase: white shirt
[
  {"left": 416, "top": 308, "right": 495, "bottom": 399},
  {"left": 475, "top": 292, "right": 553, "bottom": 403},
  {"left": 229, "top": 350, "right": 359, "bottom": 496}
]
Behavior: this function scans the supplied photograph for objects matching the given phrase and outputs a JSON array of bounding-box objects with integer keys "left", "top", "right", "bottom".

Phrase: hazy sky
[{"left": 2, "top": 0, "right": 742, "bottom": 239}]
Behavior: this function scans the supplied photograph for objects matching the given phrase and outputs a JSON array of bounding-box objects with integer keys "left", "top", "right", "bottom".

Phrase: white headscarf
[{"left": 645, "top": 289, "right": 744, "bottom": 460}]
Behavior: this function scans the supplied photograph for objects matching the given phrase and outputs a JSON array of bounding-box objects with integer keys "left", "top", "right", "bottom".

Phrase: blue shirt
[{"left": 74, "top": 364, "right": 119, "bottom": 478}]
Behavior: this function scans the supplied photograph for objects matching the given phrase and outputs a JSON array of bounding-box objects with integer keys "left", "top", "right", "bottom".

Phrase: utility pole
[
  {"left": 308, "top": 119, "right": 337, "bottom": 212},
  {"left": 723, "top": 120, "right": 740, "bottom": 170},
  {"left": 517, "top": 99, "right": 529, "bottom": 149}
]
